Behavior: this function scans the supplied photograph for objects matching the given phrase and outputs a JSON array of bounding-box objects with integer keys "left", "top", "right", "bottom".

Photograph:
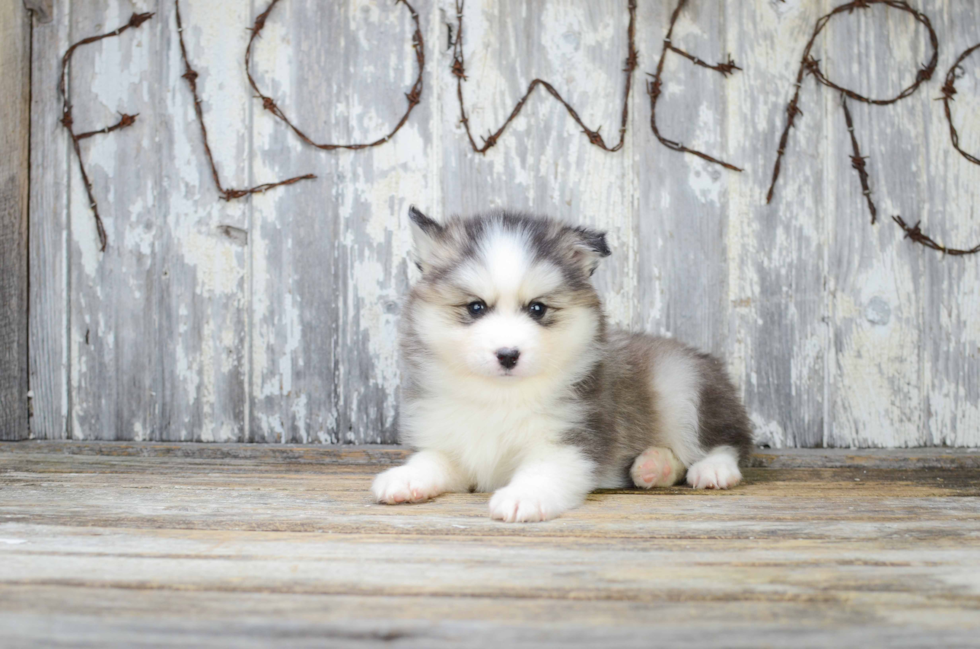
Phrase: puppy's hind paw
[
  {"left": 686, "top": 448, "right": 742, "bottom": 490},
  {"left": 630, "top": 446, "right": 685, "bottom": 488}
]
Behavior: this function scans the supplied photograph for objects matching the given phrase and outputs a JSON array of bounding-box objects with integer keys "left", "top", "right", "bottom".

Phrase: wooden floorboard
[{"left": 1, "top": 443, "right": 979, "bottom": 647}]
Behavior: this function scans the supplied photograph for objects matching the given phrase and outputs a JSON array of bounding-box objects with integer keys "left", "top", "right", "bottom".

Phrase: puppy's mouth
[
  {"left": 495, "top": 365, "right": 535, "bottom": 379},
  {"left": 484, "top": 365, "right": 522, "bottom": 379}
]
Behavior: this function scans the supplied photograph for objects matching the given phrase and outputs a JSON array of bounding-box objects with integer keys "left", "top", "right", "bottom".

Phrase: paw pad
[{"left": 631, "top": 447, "right": 684, "bottom": 489}]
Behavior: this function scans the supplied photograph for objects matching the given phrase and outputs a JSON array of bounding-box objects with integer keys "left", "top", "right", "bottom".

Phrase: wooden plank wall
[
  {"left": 0, "top": 2, "right": 32, "bottom": 440},
  {"left": 27, "top": 0, "right": 980, "bottom": 446}
]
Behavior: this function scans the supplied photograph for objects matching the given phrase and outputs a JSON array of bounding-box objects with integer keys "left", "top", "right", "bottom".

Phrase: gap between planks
[{"left": 1, "top": 440, "right": 979, "bottom": 469}]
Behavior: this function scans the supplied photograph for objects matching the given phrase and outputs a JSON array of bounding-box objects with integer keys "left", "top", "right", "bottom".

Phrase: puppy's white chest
[{"left": 407, "top": 397, "right": 567, "bottom": 491}]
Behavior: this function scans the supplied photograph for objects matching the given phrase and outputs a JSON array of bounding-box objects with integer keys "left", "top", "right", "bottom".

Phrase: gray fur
[{"left": 584, "top": 333, "right": 754, "bottom": 485}]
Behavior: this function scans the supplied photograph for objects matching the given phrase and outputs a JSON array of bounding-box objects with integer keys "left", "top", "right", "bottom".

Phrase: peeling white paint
[
  {"left": 32, "top": 0, "right": 980, "bottom": 447},
  {"left": 751, "top": 413, "right": 786, "bottom": 449}
]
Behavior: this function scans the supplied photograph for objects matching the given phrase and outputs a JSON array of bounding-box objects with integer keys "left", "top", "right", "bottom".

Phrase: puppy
[{"left": 372, "top": 208, "right": 753, "bottom": 522}]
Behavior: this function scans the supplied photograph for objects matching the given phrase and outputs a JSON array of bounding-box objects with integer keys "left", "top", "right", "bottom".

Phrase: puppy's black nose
[{"left": 495, "top": 348, "right": 520, "bottom": 370}]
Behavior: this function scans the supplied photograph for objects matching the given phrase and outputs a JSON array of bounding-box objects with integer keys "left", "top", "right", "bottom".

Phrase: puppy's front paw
[
  {"left": 488, "top": 487, "right": 565, "bottom": 523},
  {"left": 686, "top": 452, "right": 742, "bottom": 490},
  {"left": 372, "top": 465, "right": 444, "bottom": 505}
]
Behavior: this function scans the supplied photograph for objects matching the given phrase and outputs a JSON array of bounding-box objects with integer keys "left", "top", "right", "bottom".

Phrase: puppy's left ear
[
  {"left": 566, "top": 225, "right": 611, "bottom": 277},
  {"left": 408, "top": 206, "right": 446, "bottom": 273}
]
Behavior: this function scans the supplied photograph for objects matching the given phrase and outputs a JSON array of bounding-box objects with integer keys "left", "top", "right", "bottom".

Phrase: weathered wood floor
[{"left": 1, "top": 443, "right": 979, "bottom": 648}]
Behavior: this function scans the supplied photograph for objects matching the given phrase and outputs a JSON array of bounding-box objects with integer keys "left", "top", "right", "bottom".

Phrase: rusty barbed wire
[
  {"left": 245, "top": 0, "right": 425, "bottom": 151},
  {"left": 60, "top": 0, "right": 977, "bottom": 259},
  {"left": 647, "top": 0, "right": 742, "bottom": 172},
  {"left": 941, "top": 42, "right": 980, "bottom": 167},
  {"left": 884, "top": 41, "right": 980, "bottom": 256},
  {"left": 75, "top": 112, "right": 139, "bottom": 141},
  {"left": 891, "top": 216, "right": 980, "bottom": 256},
  {"left": 451, "top": 0, "right": 638, "bottom": 154},
  {"left": 840, "top": 95, "right": 876, "bottom": 224},
  {"left": 174, "top": 0, "right": 315, "bottom": 201},
  {"left": 60, "top": 11, "right": 154, "bottom": 251},
  {"left": 763, "top": 0, "right": 978, "bottom": 257},
  {"left": 766, "top": 0, "right": 937, "bottom": 205}
]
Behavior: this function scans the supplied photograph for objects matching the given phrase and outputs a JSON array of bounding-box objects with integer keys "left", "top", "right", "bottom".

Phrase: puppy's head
[{"left": 403, "top": 207, "right": 609, "bottom": 384}]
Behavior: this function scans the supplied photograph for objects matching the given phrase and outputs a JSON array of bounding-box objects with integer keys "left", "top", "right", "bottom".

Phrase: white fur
[
  {"left": 463, "top": 312, "right": 541, "bottom": 379},
  {"left": 649, "top": 349, "right": 704, "bottom": 467},
  {"left": 405, "top": 291, "right": 601, "bottom": 487},
  {"left": 476, "top": 226, "right": 532, "bottom": 297},
  {"left": 686, "top": 445, "right": 742, "bottom": 489},
  {"left": 400, "top": 368, "right": 594, "bottom": 492},
  {"left": 392, "top": 326, "right": 600, "bottom": 516},
  {"left": 409, "top": 227, "right": 601, "bottom": 401},
  {"left": 488, "top": 445, "right": 595, "bottom": 522},
  {"left": 444, "top": 230, "right": 568, "bottom": 379},
  {"left": 388, "top": 226, "right": 603, "bottom": 519},
  {"left": 372, "top": 450, "right": 469, "bottom": 504},
  {"left": 454, "top": 228, "right": 565, "bottom": 305}
]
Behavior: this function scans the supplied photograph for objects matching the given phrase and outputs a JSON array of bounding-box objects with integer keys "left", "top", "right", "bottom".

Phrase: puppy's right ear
[
  {"left": 408, "top": 206, "right": 445, "bottom": 273},
  {"left": 564, "top": 225, "right": 611, "bottom": 277}
]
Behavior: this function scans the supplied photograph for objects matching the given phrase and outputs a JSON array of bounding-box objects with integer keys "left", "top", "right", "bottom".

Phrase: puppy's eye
[
  {"left": 528, "top": 302, "right": 548, "bottom": 320},
  {"left": 466, "top": 301, "right": 487, "bottom": 317}
]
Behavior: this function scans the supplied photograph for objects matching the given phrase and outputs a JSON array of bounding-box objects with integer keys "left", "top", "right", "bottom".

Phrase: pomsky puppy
[{"left": 372, "top": 207, "right": 753, "bottom": 522}]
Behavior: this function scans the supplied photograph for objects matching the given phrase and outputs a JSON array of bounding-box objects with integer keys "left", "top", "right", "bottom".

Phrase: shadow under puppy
[{"left": 373, "top": 207, "right": 753, "bottom": 522}]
